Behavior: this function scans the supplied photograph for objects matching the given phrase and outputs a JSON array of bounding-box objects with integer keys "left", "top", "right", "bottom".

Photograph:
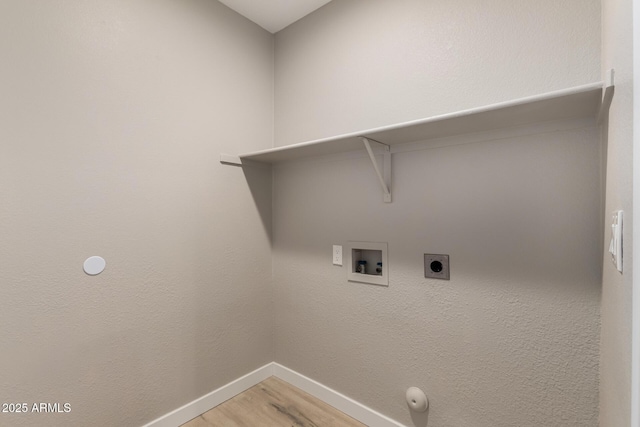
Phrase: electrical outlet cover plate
[
  {"left": 424, "top": 254, "right": 450, "bottom": 280},
  {"left": 333, "top": 245, "right": 343, "bottom": 266}
]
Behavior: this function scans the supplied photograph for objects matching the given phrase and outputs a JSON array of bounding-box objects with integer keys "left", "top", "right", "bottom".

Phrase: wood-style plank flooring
[{"left": 180, "top": 376, "right": 366, "bottom": 427}]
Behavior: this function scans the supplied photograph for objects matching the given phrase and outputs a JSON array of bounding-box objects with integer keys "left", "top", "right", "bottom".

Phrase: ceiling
[{"left": 218, "top": 0, "right": 333, "bottom": 33}]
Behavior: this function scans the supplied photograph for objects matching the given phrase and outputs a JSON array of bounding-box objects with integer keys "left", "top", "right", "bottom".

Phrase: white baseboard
[
  {"left": 272, "top": 363, "right": 405, "bottom": 427},
  {"left": 142, "top": 362, "right": 405, "bottom": 427},
  {"left": 141, "top": 363, "right": 274, "bottom": 427}
]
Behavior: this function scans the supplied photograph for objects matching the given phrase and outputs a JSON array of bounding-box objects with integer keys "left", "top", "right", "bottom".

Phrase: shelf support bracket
[
  {"left": 360, "top": 137, "right": 392, "bottom": 203},
  {"left": 597, "top": 68, "right": 615, "bottom": 124}
]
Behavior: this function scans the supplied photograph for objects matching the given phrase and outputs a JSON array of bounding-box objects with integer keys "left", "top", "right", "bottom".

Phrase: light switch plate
[
  {"left": 333, "top": 245, "right": 342, "bottom": 266},
  {"left": 609, "top": 210, "right": 623, "bottom": 273}
]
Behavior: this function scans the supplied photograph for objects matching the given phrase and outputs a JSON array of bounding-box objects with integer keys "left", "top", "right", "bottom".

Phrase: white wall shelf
[{"left": 221, "top": 76, "right": 614, "bottom": 202}]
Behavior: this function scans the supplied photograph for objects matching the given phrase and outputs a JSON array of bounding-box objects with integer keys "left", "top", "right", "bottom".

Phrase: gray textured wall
[
  {"left": 0, "top": 0, "right": 618, "bottom": 426},
  {"left": 273, "top": 124, "right": 602, "bottom": 426},
  {"left": 273, "top": 1, "right": 603, "bottom": 425},
  {"left": 274, "top": 0, "right": 601, "bottom": 147},
  {"left": 0, "top": 1, "right": 274, "bottom": 425}
]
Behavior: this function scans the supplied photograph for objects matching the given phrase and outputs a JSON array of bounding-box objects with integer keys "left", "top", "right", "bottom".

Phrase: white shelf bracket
[
  {"left": 597, "top": 68, "right": 615, "bottom": 124},
  {"left": 360, "top": 137, "right": 392, "bottom": 203}
]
